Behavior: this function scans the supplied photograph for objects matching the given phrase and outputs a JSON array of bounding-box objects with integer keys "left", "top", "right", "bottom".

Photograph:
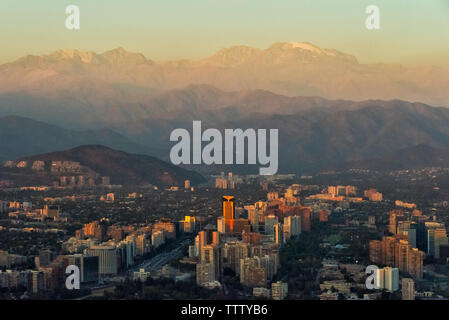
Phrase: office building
[
  {"left": 402, "top": 278, "right": 415, "bottom": 300},
  {"left": 384, "top": 267, "right": 399, "bottom": 292},
  {"left": 272, "top": 281, "right": 288, "bottom": 300}
]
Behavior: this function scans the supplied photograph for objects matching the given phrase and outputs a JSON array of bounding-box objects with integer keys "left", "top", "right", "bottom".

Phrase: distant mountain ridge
[
  {"left": 0, "top": 116, "right": 151, "bottom": 162},
  {"left": 0, "top": 42, "right": 448, "bottom": 129},
  {"left": 1, "top": 42, "right": 448, "bottom": 174},
  {"left": 2, "top": 93, "right": 449, "bottom": 174},
  {"left": 330, "top": 145, "right": 449, "bottom": 171},
  {"left": 108, "top": 93, "right": 449, "bottom": 173}
]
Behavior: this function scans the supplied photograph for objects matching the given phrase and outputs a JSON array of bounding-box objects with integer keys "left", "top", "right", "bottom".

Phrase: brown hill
[{"left": 1, "top": 145, "right": 205, "bottom": 187}]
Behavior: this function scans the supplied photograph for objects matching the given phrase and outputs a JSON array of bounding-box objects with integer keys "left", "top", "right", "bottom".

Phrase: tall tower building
[
  {"left": 283, "top": 215, "right": 301, "bottom": 240},
  {"left": 395, "top": 240, "right": 410, "bottom": 271},
  {"left": 264, "top": 215, "right": 278, "bottom": 235},
  {"left": 274, "top": 223, "right": 284, "bottom": 245},
  {"left": 407, "top": 247, "right": 424, "bottom": 279},
  {"left": 299, "top": 207, "right": 311, "bottom": 232},
  {"left": 376, "top": 267, "right": 385, "bottom": 289},
  {"left": 245, "top": 205, "right": 259, "bottom": 231},
  {"left": 369, "top": 240, "right": 382, "bottom": 265},
  {"left": 196, "top": 263, "right": 215, "bottom": 286},
  {"left": 201, "top": 245, "right": 220, "bottom": 279},
  {"left": 382, "top": 236, "right": 396, "bottom": 266},
  {"left": 426, "top": 222, "right": 448, "bottom": 258},
  {"left": 223, "top": 196, "right": 235, "bottom": 232},
  {"left": 389, "top": 212, "right": 397, "bottom": 234}
]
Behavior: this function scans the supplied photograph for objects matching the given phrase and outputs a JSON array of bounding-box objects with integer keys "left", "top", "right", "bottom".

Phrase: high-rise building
[
  {"left": 299, "top": 207, "right": 311, "bottom": 232},
  {"left": 389, "top": 211, "right": 397, "bottom": 234},
  {"left": 197, "top": 228, "right": 220, "bottom": 252},
  {"left": 402, "top": 278, "right": 415, "bottom": 300},
  {"left": 369, "top": 237, "right": 424, "bottom": 280},
  {"left": 201, "top": 245, "right": 220, "bottom": 279},
  {"left": 84, "top": 245, "right": 118, "bottom": 276},
  {"left": 384, "top": 267, "right": 399, "bottom": 292},
  {"left": 245, "top": 205, "right": 259, "bottom": 231},
  {"left": 264, "top": 215, "right": 278, "bottom": 235},
  {"left": 182, "top": 216, "right": 196, "bottom": 233},
  {"left": 82, "top": 221, "right": 106, "bottom": 241},
  {"left": 369, "top": 240, "right": 382, "bottom": 265},
  {"left": 31, "top": 270, "right": 45, "bottom": 293},
  {"left": 376, "top": 267, "right": 385, "bottom": 289},
  {"left": 272, "top": 281, "right": 288, "bottom": 300},
  {"left": 151, "top": 230, "right": 165, "bottom": 248},
  {"left": 107, "top": 226, "right": 124, "bottom": 241},
  {"left": 240, "top": 258, "right": 267, "bottom": 288},
  {"left": 395, "top": 240, "right": 409, "bottom": 271},
  {"left": 223, "top": 196, "right": 235, "bottom": 232},
  {"left": 135, "top": 233, "right": 151, "bottom": 256},
  {"left": 389, "top": 209, "right": 404, "bottom": 235},
  {"left": 283, "top": 215, "right": 301, "bottom": 240},
  {"left": 217, "top": 217, "right": 226, "bottom": 233},
  {"left": 222, "top": 242, "right": 250, "bottom": 273},
  {"left": 196, "top": 263, "right": 215, "bottom": 286},
  {"left": 242, "top": 231, "right": 261, "bottom": 245},
  {"left": 184, "top": 180, "right": 190, "bottom": 189},
  {"left": 274, "top": 223, "right": 284, "bottom": 245},
  {"left": 383, "top": 236, "right": 396, "bottom": 266},
  {"left": 426, "top": 222, "right": 448, "bottom": 258},
  {"left": 65, "top": 254, "right": 99, "bottom": 283},
  {"left": 406, "top": 225, "right": 417, "bottom": 248},
  {"left": 414, "top": 216, "right": 429, "bottom": 251},
  {"left": 407, "top": 248, "right": 423, "bottom": 279},
  {"left": 153, "top": 219, "right": 176, "bottom": 239}
]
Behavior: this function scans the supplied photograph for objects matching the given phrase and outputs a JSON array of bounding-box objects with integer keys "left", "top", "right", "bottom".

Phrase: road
[{"left": 129, "top": 238, "right": 191, "bottom": 273}]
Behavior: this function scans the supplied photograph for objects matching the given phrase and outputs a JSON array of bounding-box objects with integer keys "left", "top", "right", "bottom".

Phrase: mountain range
[
  {"left": 331, "top": 145, "right": 449, "bottom": 171},
  {"left": 2, "top": 93, "right": 449, "bottom": 174},
  {"left": 0, "top": 43, "right": 448, "bottom": 129},
  {"left": 0, "top": 116, "right": 151, "bottom": 163},
  {"left": 1, "top": 42, "right": 449, "bottom": 174}
]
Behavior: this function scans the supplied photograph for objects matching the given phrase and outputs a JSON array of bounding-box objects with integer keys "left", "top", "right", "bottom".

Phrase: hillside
[
  {"left": 0, "top": 116, "right": 153, "bottom": 162},
  {"left": 0, "top": 145, "right": 205, "bottom": 187},
  {"left": 330, "top": 145, "right": 449, "bottom": 171}
]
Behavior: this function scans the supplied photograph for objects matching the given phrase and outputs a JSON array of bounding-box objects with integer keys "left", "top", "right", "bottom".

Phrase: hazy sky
[{"left": 1, "top": 0, "right": 449, "bottom": 66}]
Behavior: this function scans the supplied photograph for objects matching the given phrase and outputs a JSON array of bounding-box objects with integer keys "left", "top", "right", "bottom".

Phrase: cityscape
[
  {"left": 0, "top": 1, "right": 449, "bottom": 312},
  {"left": 1, "top": 167, "right": 449, "bottom": 301}
]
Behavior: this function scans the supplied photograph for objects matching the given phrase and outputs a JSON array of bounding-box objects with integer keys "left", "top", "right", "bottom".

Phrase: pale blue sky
[{"left": 1, "top": 0, "right": 448, "bottom": 66}]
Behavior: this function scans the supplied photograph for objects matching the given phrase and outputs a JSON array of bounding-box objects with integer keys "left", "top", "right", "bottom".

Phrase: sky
[{"left": 1, "top": 0, "right": 449, "bottom": 66}]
